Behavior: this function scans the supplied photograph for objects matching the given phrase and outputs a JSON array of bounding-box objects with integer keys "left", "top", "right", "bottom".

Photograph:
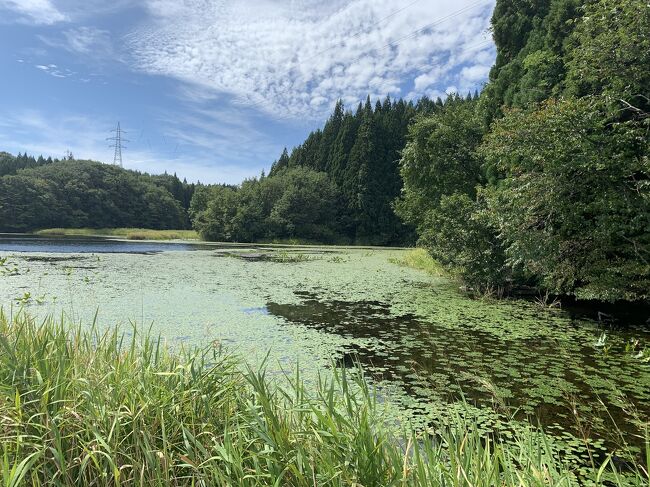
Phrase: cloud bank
[
  {"left": 0, "top": 0, "right": 67, "bottom": 24},
  {"left": 127, "top": 0, "right": 495, "bottom": 119}
]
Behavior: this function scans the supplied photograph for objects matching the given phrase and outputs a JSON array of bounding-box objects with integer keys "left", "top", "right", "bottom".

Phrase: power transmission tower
[{"left": 107, "top": 122, "right": 129, "bottom": 167}]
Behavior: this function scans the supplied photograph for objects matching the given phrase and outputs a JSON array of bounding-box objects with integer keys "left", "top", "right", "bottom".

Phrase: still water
[{"left": 1, "top": 235, "right": 648, "bottom": 466}]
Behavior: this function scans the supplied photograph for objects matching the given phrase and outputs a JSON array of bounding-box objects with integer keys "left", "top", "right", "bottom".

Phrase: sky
[{"left": 0, "top": 0, "right": 496, "bottom": 184}]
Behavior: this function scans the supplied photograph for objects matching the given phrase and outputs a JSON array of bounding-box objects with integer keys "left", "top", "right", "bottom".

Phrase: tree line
[
  {"left": 190, "top": 167, "right": 342, "bottom": 243},
  {"left": 0, "top": 154, "right": 196, "bottom": 232},
  {"left": 190, "top": 95, "right": 469, "bottom": 245}
]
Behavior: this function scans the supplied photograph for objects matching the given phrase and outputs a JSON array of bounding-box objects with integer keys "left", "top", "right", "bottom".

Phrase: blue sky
[{"left": 0, "top": 0, "right": 496, "bottom": 184}]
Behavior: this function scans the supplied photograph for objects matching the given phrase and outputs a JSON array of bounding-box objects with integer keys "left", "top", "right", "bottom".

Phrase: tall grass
[
  {"left": 34, "top": 228, "right": 199, "bottom": 241},
  {"left": 0, "top": 310, "right": 647, "bottom": 486},
  {"left": 389, "top": 248, "right": 445, "bottom": 277}
]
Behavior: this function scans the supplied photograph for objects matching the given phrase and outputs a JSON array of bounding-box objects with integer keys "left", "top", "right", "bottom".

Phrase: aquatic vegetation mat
[{"left": 1, "top": 237, "right": 649, "bottom": 474}]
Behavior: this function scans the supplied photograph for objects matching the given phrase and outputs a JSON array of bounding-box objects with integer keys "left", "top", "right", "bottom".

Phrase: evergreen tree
[{"left": 268, "top": 96, "right": 426, "bottom": 244}]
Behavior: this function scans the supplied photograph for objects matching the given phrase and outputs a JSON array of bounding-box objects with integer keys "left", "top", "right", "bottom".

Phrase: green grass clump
[
  {"left": 390, "top": 248, "right": 445, "bottom": 276},
  {"left": 35, "top": 228, "right": 199, "bottom": 241},
  {"left": 271, "top": 250, "right": 312, "bottom": 263},
  {"left": 0, "top": 310, "right": 647, "bottom": 486}
]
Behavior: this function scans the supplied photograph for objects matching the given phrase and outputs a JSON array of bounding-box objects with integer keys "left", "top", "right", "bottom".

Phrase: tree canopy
[
  {"left": 0, "top": 156, "right": 195, "bottom": 232},
  {"left": 191, "top": 167, "right": 343, "bottom": 243},
  {"left": 398, "top": 0, "right": 649, "bottom": 301},
  {"left": 268, "top": 96, "right": 441, "bottom": 245}
]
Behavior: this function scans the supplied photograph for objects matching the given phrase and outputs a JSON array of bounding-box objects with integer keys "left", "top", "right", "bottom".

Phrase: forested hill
[{"left": 0, "top": 153, "right": 196, "bottom": 232}]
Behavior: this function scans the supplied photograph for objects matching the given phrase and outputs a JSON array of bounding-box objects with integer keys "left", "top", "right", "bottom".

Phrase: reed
[
  {"left": 389, "top": 248, "right": 445, "bottom": 277},
  {"left": 34, "top": 228, "right": 199, "bottom": 241},
  {"left": 0, "top": 310, "right": 647, "bottom": 486}
]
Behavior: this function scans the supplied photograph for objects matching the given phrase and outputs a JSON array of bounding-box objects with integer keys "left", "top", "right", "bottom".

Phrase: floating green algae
[{"left": 1, "top": 239, "right": 648, "bottom": 469}]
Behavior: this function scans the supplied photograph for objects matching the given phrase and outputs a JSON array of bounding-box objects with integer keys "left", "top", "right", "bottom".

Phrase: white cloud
[
  {"left": 0, "top": 110, "right": 105, "bottom": 160},
  {"left": 58, "top": 0, "right": 133, "bottom": 19},
  {"left": 126, "top": 0, "right": 495, "bottom": 120},
  {"left": 63, "top": 26, "right": 112, "bottom": 54},
  {"left": 0, "top": 0, "right": 67, "bottom": 24},
  {"left": 459, "top": 63, "right": 491, "bottom": 84},
  {"left": 151, "top": 100, "right": 287, "bottom": 181},
  {"left": 32, "top": 63, "right": 74, "bottom": 78},
  {"left": 1, "top": 0, "right": 134, "bottom": 25},
  {"left": 38, "top": 26, "right": 114, "bottom": 61}
]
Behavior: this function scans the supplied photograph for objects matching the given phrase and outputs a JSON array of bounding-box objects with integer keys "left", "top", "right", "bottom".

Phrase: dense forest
[
  {"left": 190, "top": 96, "right": 449, "bottom": 245},
  {"left": 0, "top": 152, "right": 196, "bottom": 231},
  {"left": 396, "top": 0, "right": 649, "bottom": 302}
]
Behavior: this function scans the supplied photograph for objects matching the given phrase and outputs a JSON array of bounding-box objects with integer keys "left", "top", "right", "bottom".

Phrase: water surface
[{"left": 1, "top": 235, "right": 648, "bottom": 468}]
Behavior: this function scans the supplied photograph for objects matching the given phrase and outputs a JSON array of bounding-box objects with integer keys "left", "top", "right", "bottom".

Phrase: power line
[
  {"left": 343, "top": 0, "right": 490, "bottom": 69},
  {"left": 106, "top": 122, "right": 129, "bottom": 167},
  {"left": 406, "top": 39, "right": 494, "bottom": 75}
]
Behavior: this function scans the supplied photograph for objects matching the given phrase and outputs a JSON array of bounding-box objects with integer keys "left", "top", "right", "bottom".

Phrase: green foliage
[
  {"left": 0, "top": 174, "right": 61, "bottom": 232},
  {"left": 0, "top": 157, "right": 196, "bottom": 232},
  {"left": 269, "top": 168, "right": 341, "bottom": 241},
  {"left": 481, "top": 0, "right": 580, "bottom": 121},
  {"left": 388, "top": 248, "right": 445, "bottom": 277},
  {"left": 395, "top": 98, "right": 507, "bottom": 290},
  {"left": 150, "top": 172, "right": 197, "bottom": 212},
  {"left": 0, "top": 152, "right": 54, "bottom": 177},
  {"left": 480, "top": 98, "right": 649, "bottom": 301},
  {"left": 564, "top": 0, "right": 650, "bottom": 105},
  {"left": 270, "top": 96, "right": 438, "bottom": 245},
  {"left": 483, "top": 0, "right": 649, "bottom": 119},
  {"left": 395, "top": 98, "right": 485, "bottom": 228},
  {"left": 190, "top": 185, "right": 241, "bottom": 241},
  {"left": 481, "top": 0, "right": 650, "bottom": 301},
  {"left": 1, "top": 311, "right": 647, "bottom": 486},
  {"left": 400, "top": 0, "right": 649, "bottom": 302},
  {"left": 191, "top": 167, "right": 343, "bottom": 243},
  {"left": 419, "top": 193, "right": 509, "bottom": 292}
]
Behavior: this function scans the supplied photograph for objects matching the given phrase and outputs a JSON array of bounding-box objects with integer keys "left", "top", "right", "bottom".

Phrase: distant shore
[{"left": 34, "top": 227, "right": 199, "bottom": 241}]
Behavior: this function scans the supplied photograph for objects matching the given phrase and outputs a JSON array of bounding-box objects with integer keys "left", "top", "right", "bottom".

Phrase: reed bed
[
  {"left": 388, "top": 248, "right": 446, "bottom": 277},
  {"left": 0, "top": 310, "right": 647, "bottom": 486},
  {"left": 34, "top": 228, "right": 199, "bottom": 241}
]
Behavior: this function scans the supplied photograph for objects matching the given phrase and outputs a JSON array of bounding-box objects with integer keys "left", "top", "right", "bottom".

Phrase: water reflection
[
  {"left": 0, "top": 234, "right": 202, "bottom": 254},
  {"left": 267, "top": 291, "right": 650, "bottom": 453}
]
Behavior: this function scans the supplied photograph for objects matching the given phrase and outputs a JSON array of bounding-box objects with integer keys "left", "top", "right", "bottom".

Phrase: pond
[{"left": 1, "top": 235, "right": 649, "bottom": 469}]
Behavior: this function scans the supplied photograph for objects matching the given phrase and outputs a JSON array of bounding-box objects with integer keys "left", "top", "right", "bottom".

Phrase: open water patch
[{"left": 0, "top": 234, "right": 204, "bottom": 254}]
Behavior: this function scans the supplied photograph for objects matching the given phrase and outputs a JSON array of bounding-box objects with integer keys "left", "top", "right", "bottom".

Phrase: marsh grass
[
  {"left": 272, "top": 251, "right": 312, "bottom": 263},
  {"left": 534, "top": 290, "right": 563, "bottom": 310},
  {"left": 35, "top": 228, "right": 199, "bottom": 241},
  {"left": 389, "top": 248, "right": 445, "bottom": 277},
  {"left": 0, "top": 310, "right": 648, "bottom": 486}
]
